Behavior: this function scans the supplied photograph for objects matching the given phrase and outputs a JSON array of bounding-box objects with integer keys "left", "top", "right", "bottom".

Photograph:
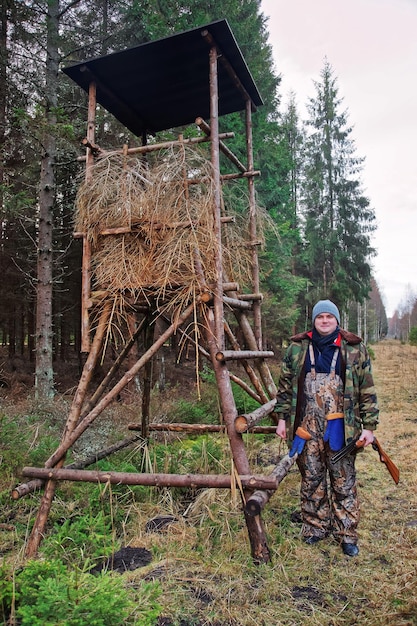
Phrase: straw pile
[{"left": 74, "top": 144, "right": 257, "bottom": 309}]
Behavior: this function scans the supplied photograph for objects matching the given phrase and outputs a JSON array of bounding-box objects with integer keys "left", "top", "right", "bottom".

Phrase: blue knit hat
[{"left": 312, "top": 300, "right": 340, "bottom": 324}]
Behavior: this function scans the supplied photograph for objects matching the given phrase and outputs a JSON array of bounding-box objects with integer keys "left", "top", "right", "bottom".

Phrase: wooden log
[
  {"left": 74, "top": 215, "right": 234, "bottom": 239},
  {"left": 201, "top": 31, "right": 256, "bottom": 112},
  {"left": 229, "top": 373, "right": 262, "bottom": 404},
  {"left": 223, "top": 296, "right": 252, "bottom": 311},
  {"left": 38, "top": 298, "right": 200, "bottom": 474},
  {"left": 21, "top": 467, "right": 279, "bottom": 491},
  {"left": 224, "top": 322, "right": 268, "bottom": 405},
  {"left": 215, "top": 349, "right": 275, "bottom": 362},
  {"left": 244, "top": 453, "right": 297, "bottom": 517},
  {"left": 128, "top": 423, "right": 277, "bottom": 434},
  {"left": 205, "top": 303, "right": 271, "bottom": 564},
  {"left": 196, "top": 116, "right": 247, "bottom": 173},
  {"left": 207, "top": 46, "right": 225, "bottom": 347},
  {"left": 81, "top": 137, "right": 101, "bottom": 155},
  {"left": 235, "top": 399, "right": 277, "bottom": 433},
  {"left": 81, "top": 236, "right": 92, "bottom": 352},
  {"left": 12, "top": 434, "right": 142, "bottom": 500},
  {"left": 206, "top": 282, "right": 239, "bottom": 292},
  {"left": 76, "top": 132, "right": 236, "bottom": 162},
  {"left": 98, "top": 225, "right": 132, "bottom": 235},
  {"left": 230, "top": 302, "right": 277, "bottom": 398},
  {"left": 245, "top": 99, "right": 262, "bottom": 353},
  {"left": 25, "top": 303, "right": 112, "bottom": 557},
  {"left": 141, "top": 318, "right": 154, "bottom": 439},
  {"left": 239, "top": 293, "right": 263, "bottom": 302},
  {"left": 14, "top": 321, "right": 147, "bottom": 501},
  {"left": 220, "top": 170, "right": 261, "bottom": 181},
  {"left": 85, "top": 81, "right": 96, "bottom": 182}
]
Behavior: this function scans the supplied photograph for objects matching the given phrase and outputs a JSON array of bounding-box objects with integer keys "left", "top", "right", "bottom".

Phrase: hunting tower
[{"left": 19, "top": 20, "right": 283, "bottom": 564}]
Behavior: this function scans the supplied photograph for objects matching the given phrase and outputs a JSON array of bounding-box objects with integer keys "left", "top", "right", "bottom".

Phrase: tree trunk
[{"left": 35, "top": 0, "right": 59, "bottom": 399}]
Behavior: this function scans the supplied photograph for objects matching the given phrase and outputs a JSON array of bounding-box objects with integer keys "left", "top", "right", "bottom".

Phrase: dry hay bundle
[{"left": 74, "top": 144, "right": 263, "bottom": 303}]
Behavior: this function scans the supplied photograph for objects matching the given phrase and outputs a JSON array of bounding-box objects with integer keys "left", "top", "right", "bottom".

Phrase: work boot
[{"left": 342, "top": 542, "right": 359, "bottom": 557}]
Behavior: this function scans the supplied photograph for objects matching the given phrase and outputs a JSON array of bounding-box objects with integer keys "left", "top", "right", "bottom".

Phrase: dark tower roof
[{"left": 62, "top": 19, "right": 263, "bottom": 137}]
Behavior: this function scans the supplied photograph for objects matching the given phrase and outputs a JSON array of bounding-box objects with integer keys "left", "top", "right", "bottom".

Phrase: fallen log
[
  {"left": 244, "top": 453, "right": 297, "bottom": 516},
  {"left": 22, "top": 467, "right": 279, "bottom": 491}
]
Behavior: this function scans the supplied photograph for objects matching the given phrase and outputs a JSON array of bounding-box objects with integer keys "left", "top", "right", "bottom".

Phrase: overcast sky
[{"left": 260, "top": 0, "right": 417, "bottom": 317}]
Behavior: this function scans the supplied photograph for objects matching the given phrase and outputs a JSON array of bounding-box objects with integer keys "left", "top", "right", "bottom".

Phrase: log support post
[
  {"left": 80, "top": 80, "right": 97, "bottom": 353},
  {"left": 25, "top": 302, "right": 111, "bottom": 557},
  {"left": 245, "top": 453, "right": 297, "bottom": 517},
  {"left": 203, "top": 33, "right": 272, "bottom": 563},
  {"left": 246, "top": 100, "right": 262, "bottom": 351}
]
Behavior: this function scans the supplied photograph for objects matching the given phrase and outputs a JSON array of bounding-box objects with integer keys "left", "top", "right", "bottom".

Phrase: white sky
[{"left": 260, "top": 0, "right": 417, "bottom": 317}]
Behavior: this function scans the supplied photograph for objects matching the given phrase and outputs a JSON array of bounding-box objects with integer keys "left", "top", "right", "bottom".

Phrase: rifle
[{"left": 331, "top": 436, "right": 399, "bottom": 484}]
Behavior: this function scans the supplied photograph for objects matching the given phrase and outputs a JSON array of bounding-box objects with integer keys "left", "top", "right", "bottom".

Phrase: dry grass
[
  {"left": 119, "top": 340, "right": 417, "bottom": 625},
  {"left": 74, "top": 143, "right": 277, "bottom": 357},
  {"left": 75, "top": 145, "right": 265, "bottom": 309}
]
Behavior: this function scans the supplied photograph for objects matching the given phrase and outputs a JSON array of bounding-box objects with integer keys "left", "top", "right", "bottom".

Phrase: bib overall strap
[{"left": 308, "top": 343, "right": 316, "bottom": 380}]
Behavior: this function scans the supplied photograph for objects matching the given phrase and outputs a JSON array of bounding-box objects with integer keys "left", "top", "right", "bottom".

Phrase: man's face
[{"left": 314, "top": 313, "right": 338, "bottom": 336}]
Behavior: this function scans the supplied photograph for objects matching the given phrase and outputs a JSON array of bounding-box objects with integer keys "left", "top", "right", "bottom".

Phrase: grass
[{"left": 0, "top": 340, "right": 417, "bottom": 625}]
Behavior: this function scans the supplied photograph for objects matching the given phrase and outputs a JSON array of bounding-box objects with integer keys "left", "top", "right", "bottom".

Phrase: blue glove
[
  {"left": 289, "top": 426, "right": 311, "bottom": 457},
  {"left": 323, "top": 413, "right": 345, "bottom": 451}
]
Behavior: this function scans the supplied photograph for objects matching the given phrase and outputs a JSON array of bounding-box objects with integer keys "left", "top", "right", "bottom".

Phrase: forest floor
[{"left": 1, "top": 339, "right": 416, "bottom": 625}]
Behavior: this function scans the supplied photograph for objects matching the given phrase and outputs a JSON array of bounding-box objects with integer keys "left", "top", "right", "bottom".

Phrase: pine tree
[{"left": 301, "top": 60, "right": 376, "bottom": 312}]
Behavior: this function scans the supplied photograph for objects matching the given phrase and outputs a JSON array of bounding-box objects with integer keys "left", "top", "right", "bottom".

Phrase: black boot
[{"left": 342, "top": 542, "right": 359, "bottom": 557}]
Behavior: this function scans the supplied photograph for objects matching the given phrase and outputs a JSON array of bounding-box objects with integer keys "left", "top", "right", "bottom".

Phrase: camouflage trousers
[{"left": 296, "top": 371, "right": 359, "bottom": 544}]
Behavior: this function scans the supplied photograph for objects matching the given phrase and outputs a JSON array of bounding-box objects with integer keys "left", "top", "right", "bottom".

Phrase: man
[{"left": 274, "top": 299, "right": 379, "bottom": 556}]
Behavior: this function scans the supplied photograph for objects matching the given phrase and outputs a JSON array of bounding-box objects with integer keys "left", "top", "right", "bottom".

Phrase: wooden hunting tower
[{"left": 19, "top": 20, "right": 286, "bottom": 564}]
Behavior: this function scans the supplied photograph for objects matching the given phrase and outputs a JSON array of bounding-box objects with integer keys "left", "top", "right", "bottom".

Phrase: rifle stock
[
  {"left": 372, "top": 438, "right": 400, "bottom": 484},
  {"left": 331, "top": 436, "right": 399, "bottom": 484}
]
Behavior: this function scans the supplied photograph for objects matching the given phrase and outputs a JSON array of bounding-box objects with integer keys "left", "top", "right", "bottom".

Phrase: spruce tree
[{"left": 301, "top": 60, "right": 376, "bottom": 312}]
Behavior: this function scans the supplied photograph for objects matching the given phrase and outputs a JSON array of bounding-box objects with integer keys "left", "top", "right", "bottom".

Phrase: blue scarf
[{"left": 305, "top": 327, "right": 341, "bottom": 374}]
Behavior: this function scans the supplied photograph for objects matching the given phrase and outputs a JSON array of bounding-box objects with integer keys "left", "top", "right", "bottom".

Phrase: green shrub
[
  {"left": 171, "top": 397, "right": 217, "bottom": 424},
  {"left": 12, "top": 558, "right": 161, "bottom": 626},
  {"left": 150, "top": 436, "right": 223, "bottom": 475},
  {"left": 42, "top": 509, "right": 115, "bottom": 565},
  {"left": 0, "top": 413, "right": 28, "bottom": 477},
  {"left": 231, "top": 380, "right": 259, "bottom": 415},
  {"left": 0, "top": 561, "right": 14, "bottom": 623}
]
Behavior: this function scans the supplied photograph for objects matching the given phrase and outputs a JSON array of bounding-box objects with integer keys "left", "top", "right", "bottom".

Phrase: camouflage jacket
[{"left": 274, "top": 329, "right": 379, "bottom": 444}]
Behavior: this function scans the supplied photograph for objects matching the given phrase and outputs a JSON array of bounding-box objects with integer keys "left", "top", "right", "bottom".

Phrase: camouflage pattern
[
  {"left": 274, "top": 328, "right": 379, "bottom": 444},
  {"left": 274, "top": 328, "right": 379, "bottom": 543},
  {"left": 297, "top": 371, "right": 359, "bottom": 542}
]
